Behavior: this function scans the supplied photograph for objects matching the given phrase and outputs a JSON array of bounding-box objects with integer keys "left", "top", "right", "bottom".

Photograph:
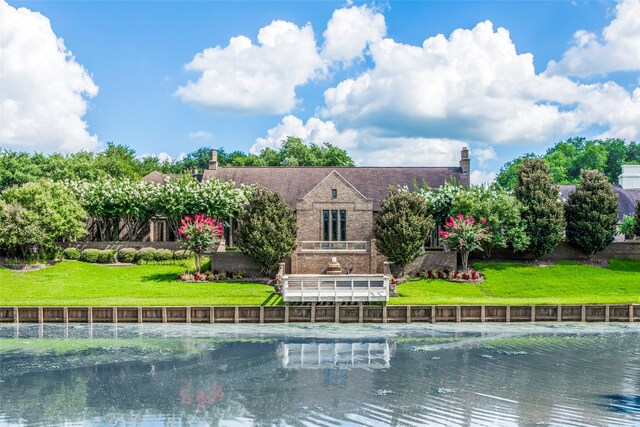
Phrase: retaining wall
[
  {"left": 1, "top": 304, "right": 637, "bottom": 324},
  {"left": 482, "top": 241, "right": 640, "bottom": 261},
  {"left": 208, "top": 252, "right": 263, "bottom": 276},
  {"left": 67, "top": 241, "right": 183, "bottom": 251}
]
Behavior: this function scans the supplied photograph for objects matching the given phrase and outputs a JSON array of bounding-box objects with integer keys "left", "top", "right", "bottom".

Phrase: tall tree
[
  {"left": 565, "top": 170, "right": 618, "bottom": 255},
  {"left": 374, "top": 188, "right": 435, "bottom": 275},
  {"left": 514, "top": 158, "right": 566, "bottom": 259}
]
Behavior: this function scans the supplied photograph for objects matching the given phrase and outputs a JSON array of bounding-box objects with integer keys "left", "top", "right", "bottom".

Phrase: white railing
[
  {"left": 282, "top": 274, "right": 389, "bottom": 302},
  {"left": 280, "top": 342, "right": 391, "bottom": 369},
  {"left": 299, "top": 241, "right": 368, "bottom": 252}
]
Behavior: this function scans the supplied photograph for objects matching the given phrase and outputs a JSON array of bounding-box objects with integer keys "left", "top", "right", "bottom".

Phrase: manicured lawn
[
  {"left": 1, "top": 259, "right": 638, "bottom": 307},
  {"left": 0, "top": 261, "right": 282, "bottom": 306},
  {"left": 389, "top": 259, "right": 640, "bottom": 305}
]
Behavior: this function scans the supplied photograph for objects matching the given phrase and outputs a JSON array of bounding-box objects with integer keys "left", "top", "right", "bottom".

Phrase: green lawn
[
  {"left": 0, "top": 261, "right": 281, "bottom": 306},
  {"left": 0, "top": 259, "right": 639, "bottom": 306},
  {"left": 389, "top": 259, "right": 640, "bottom": 305}
]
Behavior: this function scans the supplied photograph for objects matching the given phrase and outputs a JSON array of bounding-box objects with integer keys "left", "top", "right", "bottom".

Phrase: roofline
[
  {"left": 300, "top": 170, "right": 370, "bottom": 202},
  {"left": 205, "top": 166, "right": 465, "bottom": 170}
]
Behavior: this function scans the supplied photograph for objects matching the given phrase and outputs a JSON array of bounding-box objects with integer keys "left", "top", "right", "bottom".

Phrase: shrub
[
  {"left": 439, "top": 214, "right": 489, "bottom": 273},
  {"left": 618, "top": 215, "right": 637, "bottom": 240},
  {"left": 62, "top": 247, "right": 81, "bottom": 260},
  {"left": 80, "top": 248, "right": 101, "bottom": 263},
  {"left": 117, "top": 248, "right": 137, "bottom": 263},
  {"left": 136, "top": 247, "right": 158, "bottom": 262},
  {"left": 156, "top": 248, "right": 174, "bottom": 261},
  {"left": 173, "top": 249, "right": 191, "bottom": 260},
  {"left": 634, "top": 200, "right": 640, "bottom": 238},
  {"left": 178, "top": 215, "right": 223, "bottom": 272},
  {"left": 565, "top": 169, "right": 618, "bottom": 255},
  {"left": 97, "top": 249, "right": 116, "bottom": 264}
]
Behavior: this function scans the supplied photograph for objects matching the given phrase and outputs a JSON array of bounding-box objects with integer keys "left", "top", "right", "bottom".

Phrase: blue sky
[{"left": 2, "top": 0, "right": 640, "bottom": 183}]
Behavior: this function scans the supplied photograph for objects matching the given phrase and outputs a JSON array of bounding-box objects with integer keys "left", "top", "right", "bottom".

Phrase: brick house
[{"left": 144, "top": 148, "right": 470, "bottom": 274}]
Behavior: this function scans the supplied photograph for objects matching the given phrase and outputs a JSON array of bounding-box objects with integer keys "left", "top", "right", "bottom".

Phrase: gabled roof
[
  {"left": 201, "top": 166, "right": 468, "bottom": 210},
  {"left": 301, "top": 170, "right": 369, "bottom": 202},
  {"left": 559, "top": 184, "right": 640, "bottom": 221}
]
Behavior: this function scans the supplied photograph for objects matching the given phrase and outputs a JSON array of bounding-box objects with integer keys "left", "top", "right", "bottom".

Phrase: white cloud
[
  {"left": 320, "top": 20, "right": 640, "bottom": 144},
  {"left": 0, "top": 0, "right": 99, "bottom": 152},
  {"left": 474, "top": 146, "right": 497, "bottom": 167},
  {"left": 253, "top": 115, "right": 465, "bottom": 167},
  {"left": 546, "top": 0, "right": 640, "bottom": 77},
  {"left": 175, "top": 20, "right": 324, "bottom": 115},
  {"left": 321, "top": 4, "right": 387, "bottom": 65},
  {"left": 471, "top": 170, "right": 497, "bottom": 185},
  {"left": 187, "top": 130, "right": 214, "bottom": 141}
]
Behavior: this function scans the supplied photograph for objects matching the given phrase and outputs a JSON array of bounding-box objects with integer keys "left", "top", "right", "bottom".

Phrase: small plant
[
  {"left": 439, "top": 214, "right": 489, "bottom": 273},
  {"left": 173, "top": 249, "right": 191, "bottom": 260},
  {"left": 62, "top": 248, "right": 81, "bottom": 260},
  {"left": 618, "top": 215, "right": 637, "bottom": 240},
  {"left": 156, "top": 248, "right": 174, "bottom": 261},
  {"left": 97, "top": 249, "right": 116, "bottom": 263},
  {"left": 80, "top": 249, "right": 101, "bottom": 263},
  {"left": 136, "top": 247, "right": 158, "bottom": 262},
  {"left": 116, "top": 248, "right": 137, "bottom": 263},
  {"left": 179, "top": 214, "right": 224, "bottom": 273}
]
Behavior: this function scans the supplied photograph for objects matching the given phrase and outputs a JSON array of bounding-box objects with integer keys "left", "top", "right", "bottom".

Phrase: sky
[{"left": 1, "top": 0, "right": 640, "bottom": 184}]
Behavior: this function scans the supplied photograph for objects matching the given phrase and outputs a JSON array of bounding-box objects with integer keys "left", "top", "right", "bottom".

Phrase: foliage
[
  {"left": 173, "top": 249, "right": 191, "bottom": 260},
  {"left": 417, "top": 181, "right": 463, "bottom": 226},
  {"left": 62, "top": 248, "right": 82, "bottom": 260},
  {"left": 618, "top": 215, "right": 637, "bottom": 240},
  {"left": 178, "top": 214, "right": 224, "bottom": 273},
  {"left": 97, "top": 249, "right": 116, "bottom": 264},
  {"left": 449, "top": 185, "right": 529, "bottom": 257},
  {"left": 496, "top": 137, "right": 640, "bottom": 188},
  {"left": 136, "top": 248, "right": 158, "bottom": 262},
  {"left": 635, "top": 201, "right": 640, "bottom": 238},
  {"left": 565, "top": 170, "right": 619, "bottom": 255},
  {"left": 237, "top": 186, "right": 297, "bottom": 275},
  {"left": 80, "top": 249, "right": 101, "bottom": 263},
  {"left": 117, "top": 248, "right": 138, "bottom": 263},
  {"left": 156, "top": 248, "right": 174, "bottom": 261},
  {"left": 374, "top": 188, "right": 435, "bottom": 275},
  {"left": 0, "top": 180, "right": 86, "bottom": 259},
  {"left": 439, "top": 214, "right": 489, "bottom": 272},
  {"left": 514, "top": 159, "right": 566, "bottom": 259}
]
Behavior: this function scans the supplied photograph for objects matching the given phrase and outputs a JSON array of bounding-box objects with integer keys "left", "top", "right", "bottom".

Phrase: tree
[
  {"left": 373, "top": 188, "right": 435, "bottom": 276},
  {"left": 495, "top": 154, "right": 537, "bottom": 190},
  {"left": 449, "top": 185, "right": 529, "bottom": 257},
  {"left": 634, "top": 200, "right": 640, "bottom": 238},
  {"left": 439, "top": 214, "right": 489, "bottom": 272},
  {"left": 565, "top": 170, "right": 618, "bottom": 255},
  {"left": 236, "top": 186, "right": 297, "bottom": 275},
  {"left": 514, "top": 159, "right": 566, "bottom": 259},
  {"left": 178, "top": 215, "right": 224, "bottom": 273},
  {"left": 0, "top": 180, "right": 86, "bottom": 258}
]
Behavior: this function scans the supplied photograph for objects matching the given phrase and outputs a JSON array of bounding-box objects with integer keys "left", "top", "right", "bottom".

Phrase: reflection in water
[{"left": 0, "top": 323, "right": 639, "bottom": 426}]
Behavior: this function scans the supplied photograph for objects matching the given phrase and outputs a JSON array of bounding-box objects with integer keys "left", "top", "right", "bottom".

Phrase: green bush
[
  {"left": 116, "top": 248, "right": 137, "bottom": 263},
  {"left": 136, "top": 247, "right": 158, "bottom": 262},
  {"left": 97, "top": 249, "right": 116, "bottom": 264},
  {"left": 173, "top": 249, "right": 191, "bottom": 260},
  {"left": 156, "top": 248, "right": 174, "bottom": 261},
  {"left": 80, "top": 249, "right": 101, "bottom": 263},
  {"left": 62, "top": 247, "right": 81, "bottom": 260}
]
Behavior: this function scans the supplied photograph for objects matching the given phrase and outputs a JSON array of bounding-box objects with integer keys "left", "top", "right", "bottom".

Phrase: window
[
  {"left": 331, "top": 189, "right": 337, "bottom": 198},
  {"left": 322, "top": 209, "right": 347, "bottom": 241},
  {"left": 331, "top": 210, "right": 338, "bottom": 241},
  {"left": 340, "top": 210, "right": 346, "bottom": 241},
  {"left": 323, "top": 210, "right": 330, "bottom": 241}
]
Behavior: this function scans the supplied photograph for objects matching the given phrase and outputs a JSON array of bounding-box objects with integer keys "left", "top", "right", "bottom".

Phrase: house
[{"left": 143, "top": 148, "right": 470, "bottom": 274}]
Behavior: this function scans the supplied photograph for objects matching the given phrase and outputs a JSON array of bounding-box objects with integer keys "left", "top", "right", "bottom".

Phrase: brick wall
[
  {"left": 208, "top": 252, "right": 264, "bottom": 277},
  {"left": 475, "top": 241, "right": 640, "bottom": 261},
  {"left": 391, "top": 251, "right": 458, "bottom": 276},
  {"left": 66, "top": 241, "right": 183, "bottom": 251}
]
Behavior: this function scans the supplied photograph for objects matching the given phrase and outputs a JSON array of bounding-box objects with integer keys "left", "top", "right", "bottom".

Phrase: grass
[
  {"left": 0, "top": 261, "right": 282, "bottom": 306},
  {"left": 0, "top": 259, "right": 638, "bottom": 307},
  {"left": 389, "top": 259, "right": 640, "bottom": 305}
]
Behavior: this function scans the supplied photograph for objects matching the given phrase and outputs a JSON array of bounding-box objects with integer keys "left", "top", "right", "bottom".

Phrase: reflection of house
[
  {"left": 279, "top": 342, "right": 394, "bottom": 370},
  {"left": 144, "top": 149, "right": 470, "bottom": 273}
]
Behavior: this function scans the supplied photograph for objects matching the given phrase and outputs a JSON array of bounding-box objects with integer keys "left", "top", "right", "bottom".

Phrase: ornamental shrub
[
  {"left": 117, "top": 248, "right": 137, "bottom": 263},
  {"left": 374, "top": 188, "right": 435, "bottom": 276},
  {"left": 178, "top": 214, "right": 224, "bottom": 273},
  {"left": 62, "top": 247, "right": 81, "bottom": 260},
  {"left": 618, "top": 215, "right": 637, "bottom": 240},
  {"left": 97, "top": 249, "right": 116, "bottom": 264},
  {"left": 173, "top": 249, "right": 191, "bottom": 260},
  {"left": 514, "top": 158, "right": 566, "bottom": 259},
  {"left": 136, "top": 247, "right": 158, "bottom": 262},
  {"left": 80, "top": 249, "right": 101, "bottom": 263},
  {"left": 156, "top": 248, "right": 174, "bottom": 261},
  {"left": 439, "top": 214, "right": 489, "bottom": 273},
  {"left": 634, "top": 200, "right": 640, "bottom": 238},
  {"left": 237, "top": 186, "right": 297, "bottom": 275},
  {"left": 565, "top": 169, "right": 618, "bottom": 255}
]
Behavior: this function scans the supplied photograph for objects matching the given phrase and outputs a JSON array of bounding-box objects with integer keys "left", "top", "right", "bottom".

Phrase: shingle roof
[
  {"left": 559, "top": 184, "right": 640, "bottom": 221},
  {"left": 200, "top": 166, "right": 468, "bottom": 210}
]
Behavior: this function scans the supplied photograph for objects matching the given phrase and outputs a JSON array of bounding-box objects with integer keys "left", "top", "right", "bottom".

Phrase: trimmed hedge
[
  {"left": 80, "top": 249, "right": 101, "bottom": 263},
  {"left": 156, "top": 248, "right": 174, "bottom": 261},
  {"left": 136, "top": 247, "right": 158, "bottom": 262},
  {"left": 117, "top": 248, "right": 137, "bottom": 263},
  {"left": 97, "top": 249, "right": 116, "bottom": 264},
  {"left": 173, "top": 249, "right": 191, "bottom": 260},
  {"left": 62, "top": 248, "right": 81, "bottom": 260}
]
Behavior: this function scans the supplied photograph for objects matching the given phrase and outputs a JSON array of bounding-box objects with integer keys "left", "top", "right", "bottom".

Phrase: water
[{"left": 0, "top": 323, "right": 639, "bottom": 426}]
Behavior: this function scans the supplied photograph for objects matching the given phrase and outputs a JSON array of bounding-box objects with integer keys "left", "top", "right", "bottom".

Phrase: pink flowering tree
[
  {"left": 178, "top": 214, "right": 224, "bottom": 273},
  {"left": 439, "top": 214, "right": 489, "bottom": 273}
]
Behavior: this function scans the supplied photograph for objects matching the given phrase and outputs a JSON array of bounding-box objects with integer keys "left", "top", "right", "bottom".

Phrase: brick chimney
[
  {"left": 459, "top": 147, "right": 470, "bottom": 175},
  {"left": 208, "top": 149, "right": 218, "bottom": 170}
]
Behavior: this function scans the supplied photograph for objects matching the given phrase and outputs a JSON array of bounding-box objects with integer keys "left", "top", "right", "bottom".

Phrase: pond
[{"left": 0, "top": 323, "right": 639, "bottom": 426}]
